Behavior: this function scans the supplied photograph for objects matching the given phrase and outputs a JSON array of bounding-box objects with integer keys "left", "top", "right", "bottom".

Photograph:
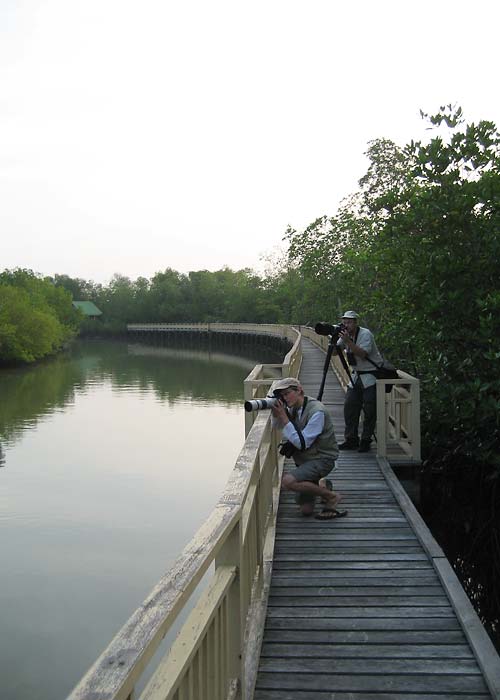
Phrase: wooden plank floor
[{"left": 253, "top": 338, "right": 498, "bottom": 700}]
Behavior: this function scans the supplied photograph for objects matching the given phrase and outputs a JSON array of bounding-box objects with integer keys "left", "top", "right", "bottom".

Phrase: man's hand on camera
[{"left": 271, "top": 398, "right": 289, "bottom": 426}]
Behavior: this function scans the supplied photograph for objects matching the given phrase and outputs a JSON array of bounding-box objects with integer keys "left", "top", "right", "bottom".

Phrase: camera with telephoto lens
[
  {"left": 244, "top": 395, "right": 284, "bottom": 412},
  {"left": 315, "top": 322, "right": 346, "bottom": 338}
]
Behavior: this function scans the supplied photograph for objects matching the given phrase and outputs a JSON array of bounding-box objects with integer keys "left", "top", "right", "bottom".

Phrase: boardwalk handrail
[
  {"left": 127, "top": 322, "right": 295, "bottom": 335},
  {"left": 300, "top": 326, "right": 421, "bottom": 463},
  {"left": 68, "top": 326, "right": 294, "bottom": 700}
]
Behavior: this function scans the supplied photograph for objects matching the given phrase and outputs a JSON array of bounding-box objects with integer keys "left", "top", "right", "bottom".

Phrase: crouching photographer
[{"left": 270, "top": 377, "right": 346, "bottom": 520}]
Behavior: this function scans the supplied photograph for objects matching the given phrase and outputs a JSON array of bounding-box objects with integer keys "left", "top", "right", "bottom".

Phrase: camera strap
[
  {"left": 362, "top": 356, "right": 396, "bottom": 373},
  {"left": 364, "top": 356, "right": 382, "bottom": 371},
  {"left": 289, "top": 397, "right": 307, "bottom": 451}
]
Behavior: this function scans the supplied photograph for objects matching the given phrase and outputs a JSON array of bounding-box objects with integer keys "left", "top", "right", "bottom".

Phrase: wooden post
[
  {"left": 411, "top": 379, "right": 421, "bottom": 462},
  {"left": 376, "top": 382, "right": 387, "bottom": 458},
  {"left": 243, "top": 380, "right": 254, "bottom": 438},
  {"left": 214, "top": 524, "right": 243, "bottom": 695}
]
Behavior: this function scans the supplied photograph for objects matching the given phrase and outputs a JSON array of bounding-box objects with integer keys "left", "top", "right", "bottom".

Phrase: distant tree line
[
  {"left": 2, "top": 105, "right": 499, "bottom": 480},
  {"left": 52, "top": 267, "right": 289, "bottom": 329}
]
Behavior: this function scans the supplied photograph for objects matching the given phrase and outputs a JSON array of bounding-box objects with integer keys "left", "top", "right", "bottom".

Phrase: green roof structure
[{"left": 72, "top": 301, "right": 103, "bottom": 317}]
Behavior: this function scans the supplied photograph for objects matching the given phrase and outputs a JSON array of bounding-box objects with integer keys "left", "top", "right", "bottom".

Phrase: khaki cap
[{"left": 272, "top": 377, "right": 301, "bottom": 392}]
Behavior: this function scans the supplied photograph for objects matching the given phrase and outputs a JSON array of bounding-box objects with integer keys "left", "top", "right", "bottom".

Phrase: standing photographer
[
  {"left": 271, "top": 377, "right": 346, "bottom": 520},
  {"left": 337, "top": 310, "right": 383, "bottom": 452}
]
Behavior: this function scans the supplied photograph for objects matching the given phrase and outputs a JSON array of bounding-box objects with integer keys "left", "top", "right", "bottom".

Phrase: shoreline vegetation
[{"left": 0, "top": 269, "right": 81, "bottom": 366}]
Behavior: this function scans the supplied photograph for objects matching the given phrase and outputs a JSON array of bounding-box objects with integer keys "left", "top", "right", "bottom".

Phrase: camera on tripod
[{"left": 314, "top": 322, "right": 346, "bottom": 338}]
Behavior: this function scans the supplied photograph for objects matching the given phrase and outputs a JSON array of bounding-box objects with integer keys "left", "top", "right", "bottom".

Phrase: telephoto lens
[{"left": 244, "top": 397, "right": 280, "bottom": 412}]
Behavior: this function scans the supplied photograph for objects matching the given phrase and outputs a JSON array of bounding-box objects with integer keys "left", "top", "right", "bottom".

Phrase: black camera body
[
  {"left": 279, "top": 441, "right": 296, "bottom": 458},
  {"left": 315, "top": 322, "right": 346, "bottom": 337}
]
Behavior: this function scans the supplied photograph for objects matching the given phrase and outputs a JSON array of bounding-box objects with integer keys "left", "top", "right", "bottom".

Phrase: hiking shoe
[
  {"left": 339, "top": 440, "right": 359, "bottom": 450},
  {"left": 358, "top": 440, "right": 371, "bottom": 453}
]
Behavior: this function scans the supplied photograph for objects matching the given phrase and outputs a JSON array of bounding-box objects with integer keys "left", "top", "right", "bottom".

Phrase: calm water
[{"left": 0, "top": 340, "right": 273, "bottom": 700}]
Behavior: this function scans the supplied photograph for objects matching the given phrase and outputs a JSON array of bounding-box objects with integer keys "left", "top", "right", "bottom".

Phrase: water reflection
[
  {"left": 0, "top": 356, "right": 81, "bottom": 450},
  {"left": 0, "top": 339, "right": 279, "bottom": 453}
]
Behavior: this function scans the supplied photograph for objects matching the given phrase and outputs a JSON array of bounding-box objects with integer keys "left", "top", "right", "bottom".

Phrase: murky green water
[{"left": 0, "top": 340, "right": 270, "bottom": 700}]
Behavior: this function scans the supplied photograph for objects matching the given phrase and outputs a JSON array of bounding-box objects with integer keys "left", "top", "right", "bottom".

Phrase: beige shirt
[{"left": 338, "top": 326, "right": 383, "bottom": 388}]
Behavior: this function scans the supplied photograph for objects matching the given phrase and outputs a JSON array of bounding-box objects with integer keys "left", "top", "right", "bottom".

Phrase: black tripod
[{"left": 317, "top": 333, "right": 353, "bottom": 401}]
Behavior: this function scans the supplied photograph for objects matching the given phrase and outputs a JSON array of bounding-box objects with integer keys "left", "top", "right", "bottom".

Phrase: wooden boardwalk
[{"left": 253, "top": 338, "right": 500, "bottom": 700}]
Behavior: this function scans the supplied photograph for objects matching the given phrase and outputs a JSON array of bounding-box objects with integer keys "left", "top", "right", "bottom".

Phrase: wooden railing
[
  {"left": 127, "top": 322, "right": 295, "bottom": 337},
  {"left": 300, "top": 326, "right": 421, "bottom": 463},
  {"left": 376, "top": 370, "right": 421, "bottom": 462}
]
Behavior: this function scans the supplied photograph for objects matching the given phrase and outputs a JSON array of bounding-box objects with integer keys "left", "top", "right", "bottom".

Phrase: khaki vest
[{"left": 292, "top": 397, "right": 339, "bottom": 465}]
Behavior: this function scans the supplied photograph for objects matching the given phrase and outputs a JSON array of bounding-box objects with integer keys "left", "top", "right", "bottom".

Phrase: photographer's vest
[{"left": 291, "top": 397, "right": 339, "bottom": 465}]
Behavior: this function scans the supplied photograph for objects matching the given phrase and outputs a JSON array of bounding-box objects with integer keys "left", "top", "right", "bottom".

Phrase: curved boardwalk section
[{"left": 254, "top": 338, "right": 500, "bottom": 700}]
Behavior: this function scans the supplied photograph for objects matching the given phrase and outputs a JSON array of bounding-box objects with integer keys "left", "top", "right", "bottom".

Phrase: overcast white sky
[{"left": 1, "top": 0, "right": 499, "bottom": 284}]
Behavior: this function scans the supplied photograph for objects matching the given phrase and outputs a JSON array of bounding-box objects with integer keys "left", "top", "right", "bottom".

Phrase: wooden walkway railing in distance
[{"left": 127, "top": 322, "right": 297, "bottom": 337}]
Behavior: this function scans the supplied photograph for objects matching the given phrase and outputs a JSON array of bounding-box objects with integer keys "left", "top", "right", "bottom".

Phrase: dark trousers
[{"left": 344, "top": 378, "right": 376, "bottom": 442}]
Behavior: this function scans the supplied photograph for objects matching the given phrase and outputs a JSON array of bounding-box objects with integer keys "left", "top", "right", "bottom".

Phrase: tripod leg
[{"left": 317, "top": 338, "right": 335, "bottom": 401}]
